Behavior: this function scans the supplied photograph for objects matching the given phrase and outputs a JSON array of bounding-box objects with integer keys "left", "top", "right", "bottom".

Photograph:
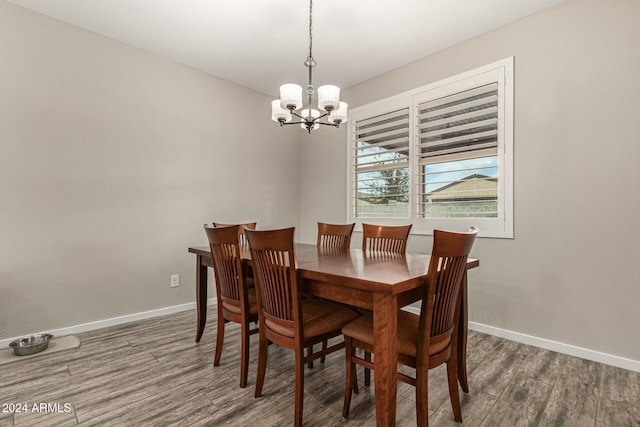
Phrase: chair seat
[
  {"left": 342, "top": 310, "right": 451, "bottom": 357},
  {"left": 266, "top": 300, "right": 358, "bottom": 339},
  {"left": 221, "top": 288, "right": 258, "bottom": 315}
]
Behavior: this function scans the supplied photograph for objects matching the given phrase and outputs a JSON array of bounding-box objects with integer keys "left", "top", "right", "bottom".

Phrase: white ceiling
[{"left": 9, "top": 0, "right": 563, "bottom": 97}]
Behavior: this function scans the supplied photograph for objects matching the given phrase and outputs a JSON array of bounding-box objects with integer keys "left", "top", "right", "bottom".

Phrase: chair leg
[
  {"left": 255, "top": 332, "right": 268, "bottom": 398},
  {"left": 353, "top": 366, "right": 359, "bottom": 395},
  {"left": 239, "top": 321, "right": 250, "bottom": 388},
  {"left": 214, "top": 312, "right": 225, "bottom": 366},
  {"left": 459, "top": 371, "right": 469, "bottom": 394},
  {"left": 307, "top": 345, "right": 313, "bottom": 368},
  {"left": 364, "top": 351, "right": 371, "bottom": 386},
  {"left": 342, "top": 337, "right": 354, "bottom": 419},
  {"left": 446, "top": 360, "right": 462, "bottom": 422},
  {"left": 320, "top": 340, "right": 327, "bottom": 363},
  {"left": 415, "top": 365, "right": 429, "bottom": 427},
  {"left": 294, "top": 348, "right": 305, "bottom": 427},
  {"left": 448, "top": 323, "right": 463, "bottom": 422},
  {"left": 458, "top": 273, "right": 470, "bottom": 394}
]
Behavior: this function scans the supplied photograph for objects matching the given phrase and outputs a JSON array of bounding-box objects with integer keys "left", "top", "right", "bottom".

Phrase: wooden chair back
[
  {"left": 204, "top": 225, "right": 247, "bottom": 308},
  {"left": 417, "top": 227, "right": 477, "bottom": 365},
  {"left": 361, "top": 223, "right": 412, "bottom": 254},
  {"left": 212, "top": 222, "right": 257, "bottom": 245},
  {"left": 316, "top": 222, "right": 355, "bottom": 250},
  {"left": 245, "top": 228, "right": 300, "bottom": 339}
]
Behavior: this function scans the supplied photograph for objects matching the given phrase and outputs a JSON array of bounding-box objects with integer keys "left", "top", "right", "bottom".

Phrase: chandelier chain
[{"left": 308, "top": 0, "right": 313, "bottom": 60}]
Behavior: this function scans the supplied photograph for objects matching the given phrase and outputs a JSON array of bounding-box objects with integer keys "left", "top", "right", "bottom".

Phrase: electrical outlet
[{"left": 170, "top": 274, "right": 180, "bottom": 288}]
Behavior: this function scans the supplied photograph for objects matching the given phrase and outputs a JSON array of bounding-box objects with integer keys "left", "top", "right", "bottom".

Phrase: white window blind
[
  {"left": 352, "top": 108, "right": 410, "bottom": 219},
  {"left": 417, "top": 83, "right": 498, "bottom": 165},
  {"left": 416, "top": 83, "right": 499, "bottom": 219}
]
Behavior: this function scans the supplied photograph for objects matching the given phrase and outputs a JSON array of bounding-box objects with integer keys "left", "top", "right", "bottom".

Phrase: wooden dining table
[{"left": 188, "top": 243, "right": 479, "bottom": 426}]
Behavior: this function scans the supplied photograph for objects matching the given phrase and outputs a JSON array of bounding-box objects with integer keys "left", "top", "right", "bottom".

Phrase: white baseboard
[
  {"left": 0, "top": 298, "right": 217, "bottom": 348},
  {"left": 402, "top": 306, "right": 640, "bottom": 373},
  {"left": 468, "top": 321, "right": 640, "bottom": 373}
]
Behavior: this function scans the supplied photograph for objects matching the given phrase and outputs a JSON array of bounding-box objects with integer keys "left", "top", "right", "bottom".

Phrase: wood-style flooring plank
[
  {"left": 513, "top": 345, "right": 570, "bottom": 385},
  {"left": 428, "top": 390, "right": 497, "bottom": 427},
  {"left": 12, "top": 404, "right": 78, "bottom": 427},
  {"left": 538, "top": 355, "right": 601, "bottom": 426},
  {"left": 596, "top": 364, "right": 640, "bottom": 426},
  {"left": 596, "top": 398, "right": 640, "bottom": 426},
  {"left": 0, "top": 413, "right": 13, "bottom": 427},
  {"left": 479, "top": 374, "right": 552, "bottom": 426},
  {"left": 465, "top": 337, "right": 529, "bottom": 397}
]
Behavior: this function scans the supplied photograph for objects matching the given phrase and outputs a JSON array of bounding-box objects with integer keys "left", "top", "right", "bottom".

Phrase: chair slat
[
  {"left": 362, "top": 223, "right": 412, "bottom": 254},
  {"left": 317, "top": 222, "right": 355, "bottom": 250}
]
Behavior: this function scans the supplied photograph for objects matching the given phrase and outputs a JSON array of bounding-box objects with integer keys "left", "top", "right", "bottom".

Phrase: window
[{"left": 347, "top": 58, "right": 513, "bottom": 238}]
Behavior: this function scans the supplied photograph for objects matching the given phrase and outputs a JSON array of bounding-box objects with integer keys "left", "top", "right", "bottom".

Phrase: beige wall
[
  {"left": 299, "top": 0, "right": 640, "bottom": 362},
  {"left": 0, "top": 2, "right": 300, "bottom": 340}
]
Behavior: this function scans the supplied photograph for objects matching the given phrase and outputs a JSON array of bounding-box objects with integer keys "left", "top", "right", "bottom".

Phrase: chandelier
[{"left": 271, "top": 0, "right": 348, "bottom": 133}]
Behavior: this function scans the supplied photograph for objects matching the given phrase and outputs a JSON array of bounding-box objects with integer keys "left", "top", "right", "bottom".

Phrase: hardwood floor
[{"left": 1, "top": 307, "right": 638, "bottom": 426}]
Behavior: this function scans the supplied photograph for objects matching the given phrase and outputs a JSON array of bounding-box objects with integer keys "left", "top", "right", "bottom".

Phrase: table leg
[
  {"left": 457, "top": 270, "right": 469, "bottom": 392},
  {"left": 195, "top": 255, "right": 208, "bottom": 342},
  {"left": 372, "top": 293, "right": 398, "bottom": 427}
]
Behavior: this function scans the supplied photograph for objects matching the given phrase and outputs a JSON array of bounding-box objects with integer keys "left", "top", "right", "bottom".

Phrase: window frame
[{"left": 346, "top": 57, "right": 514, "bottom": 238}]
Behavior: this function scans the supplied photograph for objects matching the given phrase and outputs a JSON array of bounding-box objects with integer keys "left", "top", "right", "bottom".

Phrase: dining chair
[
  {"left": 245, "top": 227, "right": 359, "bottom": 427},
  {"left": 342, "top": 227, "right": 478, "bottom": 426},
  {"left": 361, "top": 223, "right": 412, "bottom": 254},
  {"left": 204, "top": 224, "right": 259, "bottom": 388},
  {"left": 316, "top": 222, "right": 355, "bottom": 251},
  {"left": 360, "top": 223, "right": 413, "bottom": 384},
  {"left": 309, "top": 222, "right": 356, "bottom": 366}
]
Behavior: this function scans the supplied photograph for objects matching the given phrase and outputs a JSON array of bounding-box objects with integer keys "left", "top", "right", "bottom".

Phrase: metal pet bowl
[{"left": 9, "top": 334, "right": 53, "bottom": 356}]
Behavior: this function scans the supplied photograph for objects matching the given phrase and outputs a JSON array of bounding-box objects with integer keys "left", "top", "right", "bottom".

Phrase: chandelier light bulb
[
  {"left": 328, "top": 102, "right": 348, "bottom": 125},
  {"left": 279, "top": 84, "right": 303, "bottom": 110},
  {"left": 318, "top": 85, "right": 340, "bottom": 111},
  {"left": 271, "top": 100, "right": 292, "bottom": 123},
  {"left": 300, "top": 108, "right": 320, "bottom": 130}
]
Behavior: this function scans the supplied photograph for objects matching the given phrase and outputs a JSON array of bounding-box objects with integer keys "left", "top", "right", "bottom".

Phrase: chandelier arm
[
  {"left": 315, "top": 111, "right": 329, "bottom": 120},
  {"left": 317, "top": 121, "right": 339, "bottom": 127},
  {"left": 290, "top": 109, "right": 329, "bottom": 123},
  {"left": 291, "top": 110, "right": 306, "bottom": 120},
  {"left": 280, "top": 121, "right": 306, "bottom": 126}
]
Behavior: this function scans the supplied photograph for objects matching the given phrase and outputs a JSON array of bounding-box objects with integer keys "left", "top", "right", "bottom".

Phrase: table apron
[
  {"left": 303, "top": 279, "right": 423, "bottom": 312},
  {"left": 303, "top": 279, "right": 374, "bottom": 311}
]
